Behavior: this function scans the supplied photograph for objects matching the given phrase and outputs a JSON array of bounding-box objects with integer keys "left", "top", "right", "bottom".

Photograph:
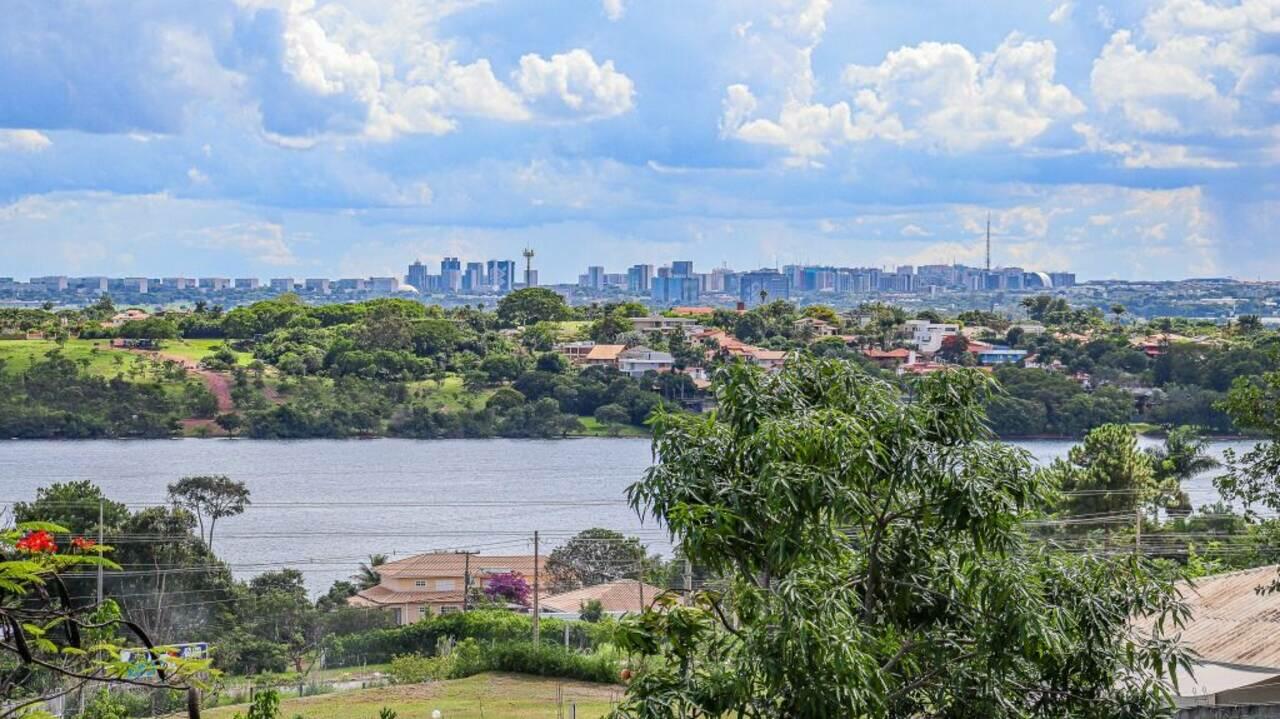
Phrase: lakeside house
[
  {"left": 582, "top": 344, "right": 627, "bottom": 368},
  {"left": 349, "top": 552, "right": 543, "bottom": 625},
  {"left": 618, "top": 346, "right": 675, "bottom": 377}
]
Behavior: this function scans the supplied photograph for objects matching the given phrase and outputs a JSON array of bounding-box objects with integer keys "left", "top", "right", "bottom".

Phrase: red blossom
[
  {"left": 71, "top": 536, "right": 97, "bottom": 551},
  {"left": 16, "top": 530, "right": 57, "bottom": 554}
]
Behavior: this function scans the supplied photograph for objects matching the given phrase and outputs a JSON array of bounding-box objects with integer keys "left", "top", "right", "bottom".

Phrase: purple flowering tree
[{"left": 483, "top": 571, "right": 531, "bottom": 607}]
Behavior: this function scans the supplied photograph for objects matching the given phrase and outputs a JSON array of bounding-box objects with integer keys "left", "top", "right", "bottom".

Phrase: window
[
  {"left": 440, "top": 606, "right": 459, "bottom": 615},
  {"left": 419, "top": 605, "right": 431, "bottom": 616},
  {"left": 414, "top": 580, "right": 427, "bottom": 588},
  {"left": 435, "top": 579, "right": 455, "bottom": 591}
]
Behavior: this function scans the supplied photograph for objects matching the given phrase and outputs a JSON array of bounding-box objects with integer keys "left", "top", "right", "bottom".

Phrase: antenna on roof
[{"left": 985, "top": 213, "right": 992, "bottom": 272}]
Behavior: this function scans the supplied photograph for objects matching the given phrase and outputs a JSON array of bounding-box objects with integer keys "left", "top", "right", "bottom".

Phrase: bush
[
  {"left": 388, "top": 653, "right": 452, "bottom": 684},
  {"left": 482, "top": 642, "right": 618, "bottom": 684}
]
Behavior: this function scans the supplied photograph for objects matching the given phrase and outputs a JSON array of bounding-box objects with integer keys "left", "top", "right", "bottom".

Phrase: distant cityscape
[{"left": 8, "top": 249, "right": 1280, "bottom": 321}]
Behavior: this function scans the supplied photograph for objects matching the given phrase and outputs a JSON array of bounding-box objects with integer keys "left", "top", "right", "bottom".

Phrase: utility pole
[
  {"left": 637, "top": 557, "right": 645, "bottom": 613},
  {"left": 532, "top": 531, "right": 540, "bottom": 646},
  {"left": 462, "top": 551, "right": 474, "bottom": 612},
  {"left": 1135, "top": 506, "right": 1143, "bottom": 555},
  {"left": 96, "top": 500, "right": 104, "bottom": 604}
]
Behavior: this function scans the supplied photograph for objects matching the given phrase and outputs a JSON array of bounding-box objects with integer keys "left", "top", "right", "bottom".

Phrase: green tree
[
  {"left": 593, "top": 403, "right": 631, "bottom": 435},
  {"left": 1047, "top": 423, "right": 1156, "bottom": 517},
  {"left": 167, "top": 475, "right": 251, "bottom": 551},
  {"left": 13, "top": 480, "right": 130, "bottom": 534},
  {"left": 614, "top": 357, "right": 1187, "bottom": 718},
  {"left": 355, "top": 553, "right": 388, "bottom": 590},
  {"left": 546, "top": 528, "right": 650, "bottom": 592},
  {"left": 496, "top": 288, "right": 571, "bottom": 327},
  {"left": 1145, "top": 426, "right": 1220, "bottom": 513},
  {"left": 1218, "top": 370, "right": 1280, "bottom": 515}
]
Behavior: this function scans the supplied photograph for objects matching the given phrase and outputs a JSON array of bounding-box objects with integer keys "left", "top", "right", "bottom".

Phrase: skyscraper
[
  {"left": 463, "top": 262, "right": 485, "bottom": 291},
  {"left": 440, "top": 257, "right": 462, "bottom": 292},
  {"left": 627, "top": 264, "right": 653, "bottom": 293},
  {"left": 406, "top": 260, "right": 429, "bottom": 291},
  {"left": 671, "top": 260, "right": 694, "bottom": 277},
  {"left": 487, "top": 259, "right": 516, "bottom": 292},
  {"left": 586, "top": 265, "right": 605, "bottom": 291}
]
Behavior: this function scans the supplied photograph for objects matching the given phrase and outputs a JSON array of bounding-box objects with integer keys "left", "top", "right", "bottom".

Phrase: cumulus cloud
[
  {"left": 722, "top": 34, "right": 1083, "bottom": 160},
  {"left": 181, "top": 221, "right": 299, "bottom": 266},
  {"left": 515, "top": 50, "right": 635, "bottom": 120},
  {"left": 1049, "top": 2, "right": 1074, "bottom": 23},
  {"left": 1087, "top": 0, "right": 1280, "bottom": 167},
  {"left": 602, "top": 0, "right": 624, "bottom": 21},
  {"left": 0, "top": 129, "right": 52, "bottom": 152}
]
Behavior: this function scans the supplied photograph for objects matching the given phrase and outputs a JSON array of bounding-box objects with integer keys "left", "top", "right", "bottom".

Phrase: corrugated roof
[
  {"left": 539, "top": 580, "right": 668, "bottom": 614},
  {"left": 1143, "top": 564, "right": 1280, "bottom": 669},
  {"left": 378, "top": 553, "right": 543, "bottom": 579}
]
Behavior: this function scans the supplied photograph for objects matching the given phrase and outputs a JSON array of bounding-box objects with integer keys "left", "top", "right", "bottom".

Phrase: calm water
[{"left": 0, "top": 438, "right": 1256, "bottom": 593}]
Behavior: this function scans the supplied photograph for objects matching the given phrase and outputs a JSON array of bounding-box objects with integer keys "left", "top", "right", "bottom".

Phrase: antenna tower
[{"left": 985, "top": 213, "right": 992, "bottom": 272}]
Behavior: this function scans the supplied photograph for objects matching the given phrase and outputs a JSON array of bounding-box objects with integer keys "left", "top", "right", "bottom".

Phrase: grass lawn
[
  {"left": 155, "top": 338, "right": 254, "bottom": 366},
  {"left": 0, "top": 338, "right": 132, "bottom": 377},
  {"left": 199, "top": 673, "right": 623, "bottom": 719},
  {"left": 551, "top": 321, "right": 590, "bottom": 340},
  {"left": 408, "top": 375, "right": 495, "bottom": 412},
  {"left": 575, "top": 417, "right": 649, "bottom": 438}
]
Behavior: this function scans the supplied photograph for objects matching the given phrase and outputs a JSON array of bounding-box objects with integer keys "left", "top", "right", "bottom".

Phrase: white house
[
  {"left": 905, "top": 320, "right": 960, "bottom": 354},
  {"left": 618, "top": 346, "right": 675, "bottom": 377}
]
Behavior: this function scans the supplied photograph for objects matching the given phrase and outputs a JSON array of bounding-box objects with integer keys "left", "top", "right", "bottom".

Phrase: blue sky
[{"left": 1, "top": 0, "right": 1276, "bottom": 283}]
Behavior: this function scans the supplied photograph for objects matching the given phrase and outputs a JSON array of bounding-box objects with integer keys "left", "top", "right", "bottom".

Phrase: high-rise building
[
  {"left": 200, "top": 277, "right": 231, "bottom": 291},
  {"left": 671, "top": 261, "right": 694, "bottom": 278},
  {"left": 162, "top": 277, "right": 196, "bottom": 290},
  {"left": 269, "top": 278, "right": 295, "bottom": 292},
  {"left": 626, "top": 264, "right": 652, "bottom": 293},
  {"left": 369, "top": 277, "right": 400, "bottom": 293},
  {"left": 739, "top": 269, "right": 790, "bottom": 305},
  {"left": 586, "top": 266, "right": 605, "bottom": 291},
  {"left": 335, "top": 278, "right": 367, "bottom": 292},
  {"left": 440, "top": 257, "right": 462, "bottom": 292},
  {"left": 304, "top": 278, "right": 331, "bottom": 294},
  {"left": 463, "top": 262, "right": 485, "bottom": 292},
  {"left": 487, "top": 260, "right": 516, "bottom": 292},
  {"left": 70, "top": 277, "right": 110, "bottom": 292},
  {"left": 1049, "top": 272, "right": 1076, "bottom": 288},
  {"left": 235, "top": 278, "right": 260, "bottom": 290},
  {"left": 30, "top": 276, "right": 69, "bottom": 292},
  {"left": 406, "top": 260, "right": 429, "bottom": 291},
  {"left": 651, "top": 276, "right": 700, "bottom": 305}
]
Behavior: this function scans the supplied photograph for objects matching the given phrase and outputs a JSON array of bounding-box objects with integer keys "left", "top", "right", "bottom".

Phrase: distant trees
[{"left": 546, "top": 528, "right": 651, "bottom": 592}]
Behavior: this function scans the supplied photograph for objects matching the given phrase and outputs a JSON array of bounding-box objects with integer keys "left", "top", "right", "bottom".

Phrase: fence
[{"left": 1178, "top": 706, "right": 1280, "bottom": 719}]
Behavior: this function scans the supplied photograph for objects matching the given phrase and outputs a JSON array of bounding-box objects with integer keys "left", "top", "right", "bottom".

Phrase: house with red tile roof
[{"left": 349, "top": 552, "right": 544, "bottom": 625}]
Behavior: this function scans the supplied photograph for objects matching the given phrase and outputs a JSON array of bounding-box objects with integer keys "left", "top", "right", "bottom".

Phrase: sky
[{"left": 0, "top": 0, "right": 1277, "bottom": 284}]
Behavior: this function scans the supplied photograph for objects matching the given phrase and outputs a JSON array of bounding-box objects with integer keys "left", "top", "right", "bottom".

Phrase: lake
[{"left": 0, "top": 437, "right": 1257, "bottom": 593}]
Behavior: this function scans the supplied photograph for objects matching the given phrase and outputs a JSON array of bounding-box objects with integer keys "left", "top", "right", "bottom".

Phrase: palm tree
[
  {"left": 1145, "top": 426, "right": 1220, "bottom": 515},
  {"left": 758, "top": 288, "right": 769, "bottom": 306},
  {"left": 354, "top": 554, "right": 388, "bottom": 590}
]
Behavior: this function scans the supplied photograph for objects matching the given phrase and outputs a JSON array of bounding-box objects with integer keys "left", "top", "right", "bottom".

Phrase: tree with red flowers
[
  {"left": 0, "top": 523, "right": 210, "bottom": 718},
  {"left": 482, "top": 572, "right": 531, "bottom": 607}
]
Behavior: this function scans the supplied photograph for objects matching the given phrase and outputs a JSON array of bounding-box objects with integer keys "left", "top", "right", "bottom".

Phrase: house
[
  {"left": 581, "top": 344, "right": 626, "bottom": 368},
  {"left": 349, "top": 552, "right": 544, "bottom": 625},
  {"left": 539, "top": 580, "right": 668, "bottom": 617},
  {"left": 1133, "top": 564, "right": 1280, "bottom": 707},
  {"left": 618, "top": 346, "right": 675, "bottom": 377},
  {"left": 972, "top": 347, "right": 1027, "bottom": 366},
  {"left": 103, "top": 309, "right": 150, "bottom": 328},
  {"left": 905, "top": 320, "right": 960, "bottom": 354},
  {"left": 747, "top": 349, "right": 787, "bottom": 371},
  {"left": 630, "top": 316, "right": 696, "bottom": 333},
  {"left": 554, "top": 341, "right": 597, "bottom": 364},
  {"left": 862, "top": 348, "right": 914, "bottom": 369},
  {"left": 793, "top": 317, "right": 838, "bottom": 337}
]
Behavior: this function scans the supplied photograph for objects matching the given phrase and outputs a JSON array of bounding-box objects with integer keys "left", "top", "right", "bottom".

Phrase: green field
[
  {"left": 0, "top": 339, "right": 134, "bottom": 377},
  {"left": 575, "top": 417, "right": 650, "bottom": 438},
  {"left": 408, "top": 375, "right": 496, "bottom": 412},
  {"left": 153, "top": 338, "right": 255, "bottom": 367},
  {"left": 199, "top": 673, "right": 622, "bottom": 719}
]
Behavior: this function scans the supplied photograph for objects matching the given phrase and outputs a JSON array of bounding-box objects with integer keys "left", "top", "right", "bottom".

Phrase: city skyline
[{"left": 1, "top": 1, "right": 1277, "bottom": 281}]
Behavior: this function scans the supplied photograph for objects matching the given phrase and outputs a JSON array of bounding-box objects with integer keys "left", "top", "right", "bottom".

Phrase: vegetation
[{"left": 614, "top": 356, "right": 1189, "bottom": 718}]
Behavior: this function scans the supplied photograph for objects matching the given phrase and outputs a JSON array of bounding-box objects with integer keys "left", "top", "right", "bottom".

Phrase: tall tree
[
  {"left": 496, "top": 288, "right": 571, "bottom": 327},
  {"left": 546, "top": 528, "right": 649, "bottom": 592},
  {"left": 1145, "top": 425, "right": 1220, "bottom": 513},
  {"left": 615, "top": 357, "right": 1188, "bottom": 718},
  {"left": 1046, "top": 423, "right": 1157, "bottom": 518},
  {"left": 354, "top": 553, "right": 388, "bottom": 590},
  {"left": 166, "top": 475, "right": 251, "bottom": 551}
]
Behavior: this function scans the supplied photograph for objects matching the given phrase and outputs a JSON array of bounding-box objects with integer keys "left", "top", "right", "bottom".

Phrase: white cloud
[
  {"left": 0, "top": 129, "right": 52, "bottom": 152},
  {"left": 181, "top": 221, "right": 299, "bottom": 266},
  {"left": 901, "top": 224, "right": 932, "bottom": 237},
  {"left": 602, "top": 0, "right": 624, "bottom": 21},
  {"left": 1050, "top": 2, "right": 1074, "bottom": 23},
  {"left": 515, "top": 50, "right": 636, "bottom": 119},
  {"left": 722, "top": 34, "right": 1083, "bottom": 159},
  {"left": 187, "top": 167, "right": 210, "bottom": 184}
]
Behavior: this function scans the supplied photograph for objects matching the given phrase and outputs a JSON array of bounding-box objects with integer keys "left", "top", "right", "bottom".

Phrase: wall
[{"left": 1177, "top": 707, "right": 1280, "bottom": 719}]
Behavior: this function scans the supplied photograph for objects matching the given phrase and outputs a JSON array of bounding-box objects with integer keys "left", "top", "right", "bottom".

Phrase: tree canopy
[{"left": 614, "top": 356, "right": 1188, "bottom": 718}]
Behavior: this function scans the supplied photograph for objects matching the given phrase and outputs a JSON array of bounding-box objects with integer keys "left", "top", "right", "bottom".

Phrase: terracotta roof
[
  {"left": 1135, "top": 564, "right": 1280, "bottom": 670},
  {"left": 750, "top": 350, "right": 787, "bottom": 361},
  {"left": 378, "top": 553, "right": 543, "bottom": 579},
  {"left": 539, "top": 580, "right": 669, "bottom": 614},
  {"left": 863, "top": 348, "right": 911, "bottom": 359},
  {"left": 584, "top": 344, "right": 626, "bottom": 361},
  {"left": 671, "top": 306, "right": 715, "bottom": 316},
  {"left": 349, "top": 585, "right": 466, "bottom": 607}
]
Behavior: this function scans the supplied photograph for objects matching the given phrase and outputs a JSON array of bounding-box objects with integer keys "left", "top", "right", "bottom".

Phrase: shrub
[
  {"left": 388, "top": 653, "right": 453, "bottom": 684},
  {"left": 481, "top": 642, "right": 618, "bottom": 684}
]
